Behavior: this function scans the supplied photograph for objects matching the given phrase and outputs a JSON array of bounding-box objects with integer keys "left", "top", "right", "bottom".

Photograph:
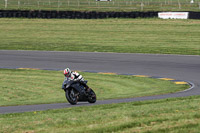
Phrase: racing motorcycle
[{"left": 62, "top": 78, "right": 96, "bottom": 105}]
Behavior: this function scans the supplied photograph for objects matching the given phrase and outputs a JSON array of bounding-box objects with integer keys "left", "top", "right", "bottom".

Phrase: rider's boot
[{"left": 84, "top": 86, "right": 91, "bottom": 96}]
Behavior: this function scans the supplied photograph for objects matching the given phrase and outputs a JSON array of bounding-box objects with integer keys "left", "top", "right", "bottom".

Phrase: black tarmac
[{"left": 0, "top": 50, "right": 200, "bottom": 114}]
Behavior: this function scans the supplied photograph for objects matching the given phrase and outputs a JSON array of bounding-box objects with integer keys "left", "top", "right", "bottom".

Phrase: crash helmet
[{"left": 64, "top": 68, "right": 71, "bottom": 77}]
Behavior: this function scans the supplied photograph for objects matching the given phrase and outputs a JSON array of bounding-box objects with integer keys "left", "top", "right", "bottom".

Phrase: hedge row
[
  {"left": 0, "top": 10, "right": 199, "bottom": 19},
  {"left": 188, "top": 11, "right": 200, "bottom": 19},
  {"left": 0, "top": 10, "right": 158, "bottom": 19}
]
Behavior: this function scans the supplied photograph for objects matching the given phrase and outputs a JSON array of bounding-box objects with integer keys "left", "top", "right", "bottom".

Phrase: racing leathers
[{"left": 64, "top": 71, "right": 90, "bottom": 91}]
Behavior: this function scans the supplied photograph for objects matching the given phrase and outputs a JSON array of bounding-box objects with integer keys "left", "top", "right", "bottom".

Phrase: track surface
[{"left": 0, "top": 50, "right": 200, "bottom": 114}]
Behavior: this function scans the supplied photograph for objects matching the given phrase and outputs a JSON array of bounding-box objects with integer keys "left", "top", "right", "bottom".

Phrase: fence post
[
  {"left": 18, "top": 1, "right": 20, "bottom": 8},
  {"left": 178, "top": 0, "right": 181, "bottom": 9},
  {"left": 38, "top": 1, "right": 40, "bottom": 9},
  {"left": 5, "top": 0, "right": 8, "bottom": 9},
  {"left": 141, "top": 2, "right": 144, "bottom": 11},
  {"left": 199, "top": 2, "right": 200, "bottom": 9},
  {"left": 58, "top": 0, "right": 59, "bottom": 9}
]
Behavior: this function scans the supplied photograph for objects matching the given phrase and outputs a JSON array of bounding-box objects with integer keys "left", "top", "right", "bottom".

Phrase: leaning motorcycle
[{"left": 62, "top": 78, "right": 96, "bottom": 105}]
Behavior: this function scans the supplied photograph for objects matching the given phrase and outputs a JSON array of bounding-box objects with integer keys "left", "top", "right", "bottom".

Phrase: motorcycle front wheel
[
  {"left": 87, "top": 89, "right": 96, "bottom": 103},
  {"left": 65, "top": 88, "right": 78, "bottom": 105}
]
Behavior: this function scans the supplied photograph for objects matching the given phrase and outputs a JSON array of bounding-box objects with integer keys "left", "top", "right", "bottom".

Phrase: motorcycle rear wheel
[{"left": 66, "top": 88, "right": 78, "bottom": 105}]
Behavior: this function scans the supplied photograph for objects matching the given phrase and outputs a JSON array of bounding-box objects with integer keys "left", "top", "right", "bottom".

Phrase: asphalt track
[{"left": 0, "top": 50, "right": 200, "bottom": 114}]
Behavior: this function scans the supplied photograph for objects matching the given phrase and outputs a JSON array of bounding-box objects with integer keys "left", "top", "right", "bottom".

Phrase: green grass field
[
  {"left": 1, "top": 96, "right": 200, "bottom": 132},
  {"left": 0, "top": 16, "right": 199, "bottom": 132},
  {"left": 0, "top": 68, "right": 188, "bottom": 106},
  {"left": 0, "top": 18, "right": 200, "bottom": 55},
  {"left": 0, "top": 0, "right": 200, "bottom": 11}
]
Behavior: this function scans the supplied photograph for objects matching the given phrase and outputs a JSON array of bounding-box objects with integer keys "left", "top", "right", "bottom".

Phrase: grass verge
[
  {"left": 0, "top": 18, "right": 200, "bottom": 55},
  {"left": 0, "top": 96, "right": 200, "bottom": 132},
  {"left": 0, "top": 68, "right": 188, "bottom": 106}
]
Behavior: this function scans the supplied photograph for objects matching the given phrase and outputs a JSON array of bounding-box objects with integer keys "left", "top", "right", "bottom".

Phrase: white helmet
[{"left": 63, "top": 68, "right": 71, "bottom": 77}]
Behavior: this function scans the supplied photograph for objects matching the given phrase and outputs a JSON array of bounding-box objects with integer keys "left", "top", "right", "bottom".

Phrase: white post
[
  {"left": 178, "top": 2, "right": 181, "bottom": 9},
  {"left": 78, "top": 0, "right": 80, "bottom": 7},
  {"left": 199, "top": 2, "right": 200, "bottom": 9},
  {"left": 190, "top": 0, "right": 194, "bottom": 4},
  {"left": 5, "top": 0, "right": 8, "bottom": 9},
  {"left": 178, "top": 0, "right": 181, "bottom": 9},
  {"left": 38, "top": 1, "right": 40, "bottom": 8},
  {"left": 18, "top": 1, "right": 20, "bottom": 8},
  {"left": 141, "top": 2, "right": 144, "bottom": 11}
]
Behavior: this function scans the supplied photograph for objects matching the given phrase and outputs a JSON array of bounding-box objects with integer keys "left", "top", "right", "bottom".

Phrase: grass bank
[
  {"left": 1, "top": 96, "right": 200, "bottom": 132},
  {"left": 0, "top": 68, "right": 188, "bottom": 106},
  {"left": 0, "top": 18, "right": 200, "bottom": 55}
]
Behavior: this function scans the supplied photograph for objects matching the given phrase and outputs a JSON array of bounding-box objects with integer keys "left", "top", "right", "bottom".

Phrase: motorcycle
[{"left": 62, "top": 78, "right": 96, "bottom": 105}]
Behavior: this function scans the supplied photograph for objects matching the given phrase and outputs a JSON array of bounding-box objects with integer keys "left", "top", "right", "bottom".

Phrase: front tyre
[
  {"left": 65, "top": 88, "right": 78, "bottom": 105},
  {"left": 87, "top": 89, "right": 96, "bottom": 103}
]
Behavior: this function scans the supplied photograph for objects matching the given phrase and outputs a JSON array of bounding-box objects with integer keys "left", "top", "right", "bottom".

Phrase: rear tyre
[
  {"left": 66, "top": 88, "right": 78, "bottom": 105},
  {"left": 87, "top": 89, "right": 96, "bottom": 103}
]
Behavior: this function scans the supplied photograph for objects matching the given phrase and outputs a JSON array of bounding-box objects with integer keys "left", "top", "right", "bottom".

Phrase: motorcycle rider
[{"left": 63, "top": 68, "right": 90, "bottom": 92}]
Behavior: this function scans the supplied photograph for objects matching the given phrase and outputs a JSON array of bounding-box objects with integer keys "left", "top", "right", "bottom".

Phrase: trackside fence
[{"left": 0, "top": 0, "right": 200, "bottom": 11}]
